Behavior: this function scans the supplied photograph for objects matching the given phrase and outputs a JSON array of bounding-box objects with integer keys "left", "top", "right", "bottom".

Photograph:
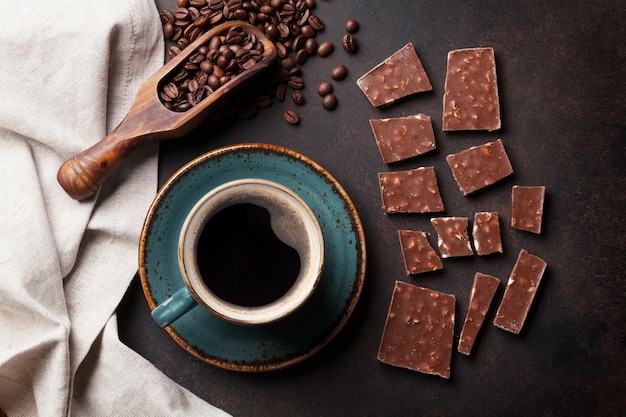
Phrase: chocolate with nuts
[
  {"left": 511, "top": 185, "right": 546, "bottom": 234},
  {"left": 378, "top": 167, "right": 444, "bottom": 214},
  {"left": 378, "top": 281, "right": 455, "bottom": 379},
  {"left": 357, "top": 43, "right": 432, "bottom": 108},
  {"left": 442, "top": 47, "right": 501, "bottom": 131},
  {"left": 369, "top": 114, "right": 436, "bottom": 164},
  {"left": 397, "top": 230, "right": 443, "bottom": 275},
  {"left": 472, "top": 212, "right": 503, "bottom": 256},
  {"left": 458, "top": 273, "right": 500, "bottom": 355},
  {"left": 446, "top": 139, "right": 513, "bottom": 195},
  {"left": 430, "top": 217, "right": 474, "bottom": 258}
]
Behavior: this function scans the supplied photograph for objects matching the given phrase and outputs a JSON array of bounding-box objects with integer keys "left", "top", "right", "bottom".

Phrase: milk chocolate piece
[
  {"left": 472, "top": 212, "right": 503, "bottom": 255},
  {"left": 357, "top": 43, "right": 432, "bottom": 108},
  {"left": 494, "top": 249, "right": 547, "bottom": 334},
  {"left": 370, "top": 114, "right": 436, "bottom": 164},
  {"left": 430, "top": 217, "right": 473, "bottom": 258},
  {"left": 442, "top": 47, "right": 501, "bottom": 131},
  {"left": 397, "top": 230, "right": 443, "bottom": 275},
  {"left": 511, "top": 185, "right": 546, "bottom": 234},
  {"left": 446, "top": 139, "right": 513, "bottom": 195},
  {"left": 458, "top": 273, "right": 499, "bottom": 355},
  {"left": 378, "top": 281, "right": 455, "bottom": 379},
  {"left": 378, "top": 167, "right": 444, "bottom": 214}
]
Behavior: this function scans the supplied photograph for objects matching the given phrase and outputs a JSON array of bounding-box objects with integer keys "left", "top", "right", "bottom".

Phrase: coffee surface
[{"left": 196, "top": 203, "right": 301, "bottom": 307}]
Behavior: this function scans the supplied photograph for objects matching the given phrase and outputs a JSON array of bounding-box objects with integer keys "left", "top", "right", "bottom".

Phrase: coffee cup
[{"left": 151, "top": 178, "right": 324, "bottom": 327}]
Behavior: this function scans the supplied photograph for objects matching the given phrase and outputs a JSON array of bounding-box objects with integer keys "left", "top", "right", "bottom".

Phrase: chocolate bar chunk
[
  {"left": 458, "top": 273, "right": 499, "bottom": 355},
  {"left": 446, "top": 139, "right": 513, "bottom": 195},
  {"left": 370, "top": 114, "right": 436, "bottom": 164},
  {"left": 357, "top": 43, "right": 432, "bottom": 108},
  {"left": 442, "top": 47, "right": 501, "bottom": 131},
  {"left": 378, "top": 281, "right": 455, "bottom": 379},
  {"left": 493, "top": 249, "right": 547, "bottom": 334},
  {"left": 378, "top": 167, "right": 444, "bottom": 214},
  {"left": 430, "top": 217, "right": 473, "bottom": 258},
  {"left": 511, "top": 185, "right": 546, "bottom": 234},
  {"left": 472, "top": 212, "right": 503, "bottom": 255},
  {"left": 397, "top": 230, "right": 443, "bottom": 275}
]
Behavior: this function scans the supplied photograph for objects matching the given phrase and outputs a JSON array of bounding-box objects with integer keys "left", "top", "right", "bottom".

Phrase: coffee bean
[
  {"left": 304, "top": 37, "right": 318, "bottom": 55},
  {"left": 317, "top": 81, "right": 333, "bottom": 96},
  {"left": 284, "top": 110, "right": 300, "bottom": 125},
  {"left": 308, "top": 15, "right": 324, "bottom": 30},
  {"left": 322, "top": 93, "right": 337, "bottom": 110},
  {"left": 342, "top": 34, "right": 357, "bottom": 53},
  {"left": 292, "top": 90, "right": 305, "bottom": 105},
  {"left": 345, "top": 19, "right": 359, "bottom": 33},
  {"left": 288, "top": 76, "right": 304, "bottom": 90},
  {"left": 275, "top": 83, "right": 287, "bottom": 102},
  {"left": 295, "top": 49, "right": 309, "bottom": 65},
  {"left": 330, "top": 64, "right": 347, "bottom": 80},
  {"left": 317, "top": 41, "right": 334, "bottom": 57}
]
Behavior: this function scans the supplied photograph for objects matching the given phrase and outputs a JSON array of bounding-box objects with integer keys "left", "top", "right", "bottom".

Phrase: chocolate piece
[
  {"left": 370, "top": 114, "right": 436, "bottom": 164},
  {"left": 378, "top": 167, "right": 444, "bottom": 214},
  {"left": 458, "top": 273, "right": 499, "bottom": 355},
  {"left": 378, "top": 281, "right": 455, "bottom": 379},
  {"left": 357, "top": 43, "right": 432, "bottom": 108},
  {"left": 442, "top": 47, "right": 501, "bottom": 131},
  {"left": 472, "top": 212, "right": 503, "bottom": 255},
  {"left": 511, "top": 185, "right": 546, "bottom": 234},
  {"left": 397, "top": 230, "right": 443, "bottom": 275},
  {"left": 430, "top": 217, "right": 473, "bottom": 258},
  {"left": 446, "top": 139, "right": 513, "bottom": 195},
  {"left": 493, "top": 249, "right": 547, "bottom": 334}
]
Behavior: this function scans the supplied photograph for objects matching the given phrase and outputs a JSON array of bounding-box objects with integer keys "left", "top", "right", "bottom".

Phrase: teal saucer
[{"left": 139, "top": 143, "right": 366, "bottom": 372}]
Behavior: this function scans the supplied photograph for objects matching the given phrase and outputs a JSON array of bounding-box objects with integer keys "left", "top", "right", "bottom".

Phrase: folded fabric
[{"left": 0, "top": 1, "right": 229, "bottom": 415}]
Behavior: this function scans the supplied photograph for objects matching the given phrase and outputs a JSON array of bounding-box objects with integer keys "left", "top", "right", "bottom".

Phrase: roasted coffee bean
[
  {"left": 330, "top": 64, "right": 347, "bottom": 80},
  {"left": 321, "top": 93, "right": 337, "bottom": 110},
  {"left": 275, "top": 83, "right": 287, "bottom": 101},
  {"left": 341, "top": 33, "right": 357, "bottom": 53},
  {"left": 308, "top": 15, "right": 324, "bottom": 30},
  {"left": 292, "top": 90, "right": 305, "bottom": 105},
  {"left": 163, "top": 22, "right": 176, "bottom": 39},
  {"left": 284, "top": 110, "right": 300, "bottom": 125},
  {"left": 317, "top": 41, "right": 334, "bottom": 57},
  {"left": 304, "top": 37, "right": 318, "bottom": 55},
  {"left": 288, "top": 76, "right": 304, "bottom": 90},
  {"left": 317, "top": 81, "right": 333, "bottom": 96},
  {"left": 295, "top": 49, "right": 308, "bottom": 65},
  {"left": 300, "top": 24, "right": 316, "bottom": 38},
  {"left": 345, "top": 19, "right": 359, "bottom": 33}
]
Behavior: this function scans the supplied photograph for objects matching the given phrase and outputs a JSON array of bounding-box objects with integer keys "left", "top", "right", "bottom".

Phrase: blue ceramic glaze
[{"left": 138, "top": 143, "right": 366, "bottom": 372}]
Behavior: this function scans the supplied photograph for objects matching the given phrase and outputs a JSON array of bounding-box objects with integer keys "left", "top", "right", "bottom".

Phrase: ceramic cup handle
[{"left": 151, "top": 287, "right": 197, "bottom": 328}]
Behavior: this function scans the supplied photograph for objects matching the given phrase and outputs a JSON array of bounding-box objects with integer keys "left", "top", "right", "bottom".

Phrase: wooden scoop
[{"left": 57, "top": 21, "right": 277, "bottom": 201}]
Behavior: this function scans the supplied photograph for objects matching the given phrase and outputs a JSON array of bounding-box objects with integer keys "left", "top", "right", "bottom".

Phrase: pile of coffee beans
[
  {"left": 159, "top": 25, "right": 266, "bottom": 111},
  {"left": 159, "top": 0, "right": 360, "bottom": 124}
]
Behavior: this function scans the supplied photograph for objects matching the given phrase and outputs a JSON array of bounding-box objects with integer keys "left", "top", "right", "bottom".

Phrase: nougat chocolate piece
[
  {"left": 446, "top": 139, "right": 513, "bottom": 195},
  {"left": 378, "top": 167, "right": 444, "bottom": 214},
  {"left": 378, "top": 282, "right": 455, "bottom": 379},
  {"left": 370, "top": 114, "right": 436, "bottom": 164},
  {"left": 398, "top": 230, "right": 443, "bottom": 275},
  {"left": 357, "top": 43, "right": 432, "bottom": 108},
  {"left": 458, "top": 273, "right": 500, "bottom": 355},
  {"left": 430, "top": 217, "right": 473, "bottom": 258},
  {"left": 494, "top": 249, "right": 547, "bottom": 334},
  {"left": 442, "top": 47, "right": 501, "bottom": 131},
  {"left": 472, "top": 212, "right": 503, "bottom": 255},
  {"left": 511, "top": 185, "right": 546, "bottom": 234}
]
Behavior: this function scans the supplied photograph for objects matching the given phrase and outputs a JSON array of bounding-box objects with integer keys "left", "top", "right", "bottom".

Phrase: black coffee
[{"left": 196, "top": 203, "right": 301, "bottom": 307}]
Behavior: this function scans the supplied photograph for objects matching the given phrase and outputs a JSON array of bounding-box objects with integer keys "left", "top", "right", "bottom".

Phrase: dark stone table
[{"left": 119, "top": 1, "right": 626, "bottom": 415}]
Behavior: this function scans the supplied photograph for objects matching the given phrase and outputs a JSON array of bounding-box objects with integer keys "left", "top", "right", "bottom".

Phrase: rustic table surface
[{"left": 119, "top": 1, "right": 626, "bottom": 415}]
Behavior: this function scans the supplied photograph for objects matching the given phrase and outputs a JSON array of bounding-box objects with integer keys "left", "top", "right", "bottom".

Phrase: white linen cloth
[{"left": 0, "top": 1, "right": 230, "bottom": 416}]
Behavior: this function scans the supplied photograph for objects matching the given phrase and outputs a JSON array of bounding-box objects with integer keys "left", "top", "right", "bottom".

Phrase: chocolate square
[
  {"left": 397, "top": 230, "right": 443, "bottom": 275},
  {"left": 370, "top": 114, "right": 436, "bottom": 164},
  {"left": 357, "top": 43, "right": 432, "bottom": 108},
  {"left": 472, "top": 212, "right": 503, "bottom": 255},
  {"left": 511, "top": 185, "right": 546, "bottom": 234},
  {"left": 430, "top": 217, "right": 474, "bottom": 258},
  {"left": 442, "top": 47, "right": 501, "bottom": 131},
  {"left": 378, "top": 281, "right": 455, "bottom": 379},
  {"left": 458, "top": 273, "right": 500, "bottom": 355},
  {"left": 446, "top": 139, "right": 513, "bottom": 195},
  {"left": 378, "top": 167, "right": 445, "bottom": 214},
  {"left": 493, "top": 249, "right": 547, "bottom": 334}
]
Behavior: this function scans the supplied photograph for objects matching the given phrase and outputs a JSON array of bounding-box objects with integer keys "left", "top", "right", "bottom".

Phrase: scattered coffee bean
[
  {"left": 322, "top": 93, "right": 337, "bottom": 110},
  {"left": 284, "top": 110, "right": 300, "bottom": 125},
  {"left": 292, "top": 90, "right": 305, "bottom": 105},
  {"left": 317, "top": 41, "right": 334, "bottom": 57},
  {"left": 345, "top": 19, "right": 360, "bottom": 33},
  {"left": 308, "top": 15, "right": 325, "bottom": 31},
  {"left": 317, "top": 81, "right": 333, "bottom": 97},
  {"left": 275, "top": 83, "right": 286, "bottom": 102},
  {"left": 342, "top": 33, "right": 357, "bottom": 53},
  {"left": 330, "top": 64, "right": 348, "bottom": 81}
]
